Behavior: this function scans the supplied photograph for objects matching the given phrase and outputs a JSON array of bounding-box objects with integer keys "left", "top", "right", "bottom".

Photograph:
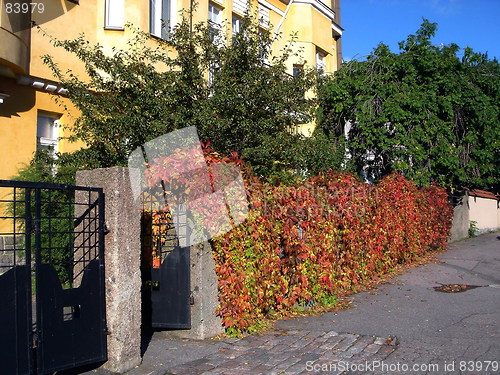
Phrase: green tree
[
  {"left": 41, "top": 12, "right": 333, "bottom": 180},
  {"left": 9, "top": 151, "right": 76, "bottom": 284},
  {"left": 317, "top": 19, "right": 500, "bottom": 192}
]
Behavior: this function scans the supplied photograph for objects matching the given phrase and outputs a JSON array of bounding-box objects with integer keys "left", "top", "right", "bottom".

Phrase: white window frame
[
  {"left": 232, "top": 14, "right": 242, "bottom": 38},
  {"left": 150, "top": 0, "right": 176, "bottom": 39},
  {"left": 37, "top": 114, "right": 60, "bottom": 158},
  {"left": 208, "top": 3, "right": 223, "bottom": 44},
  {"left": 105, "top": 0, "right": 124, "bottom": 30},
  {"left": 316, "top": 49, "right": 326, "bottom": 72}
]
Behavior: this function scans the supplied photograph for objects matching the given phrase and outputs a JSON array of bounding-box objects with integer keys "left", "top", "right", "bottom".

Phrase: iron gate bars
[{"left": 0, "top": 180, "right": 107, "bottom": 375}]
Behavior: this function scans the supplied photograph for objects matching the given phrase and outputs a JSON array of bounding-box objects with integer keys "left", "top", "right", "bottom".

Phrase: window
[
  {"left": 37, "top": 114, "right": 60, "bottom": 158},
  {"left": 316, "top": 49, "right": 326, "bottom": 72},
  {"left": 232, "top": 14, "right": 242, "bottom": 40},
  {"left": 208, "top": 63, "right": 216, "bottom": 88},
  {"left": 105, "top": 0, "right": 124, "bottom": 29},
  {"left": 209, "top": 3, "right": 222, "bottom": 24},
  {"left": 208, "top": 3, "right": 223, "bottom": 43},
  {"left": 208, "top": 2, "right": 223, "bottom": 83},
  {"left": 293, "top": 64, "right": 303, "bottom": 77},
  {"left": 150, "top": 0, "right": 173, "bottom": 39},
  {"left": 293, "top": 64, "right": 305, "bottom": 100}
]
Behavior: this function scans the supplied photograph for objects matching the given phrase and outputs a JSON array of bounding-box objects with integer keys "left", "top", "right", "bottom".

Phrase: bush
[{"left": 468, "top": 221, "right": 478, "bottom": 237}]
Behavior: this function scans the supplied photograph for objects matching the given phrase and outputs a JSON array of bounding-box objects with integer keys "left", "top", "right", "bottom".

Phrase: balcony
[{"left": 0, "top": 4, "right": 30, "bottom": 74}]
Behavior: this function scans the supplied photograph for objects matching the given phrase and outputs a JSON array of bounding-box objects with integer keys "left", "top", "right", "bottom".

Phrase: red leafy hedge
[{"left": 145, "top": 147, "right": 453, "bottom": 333}]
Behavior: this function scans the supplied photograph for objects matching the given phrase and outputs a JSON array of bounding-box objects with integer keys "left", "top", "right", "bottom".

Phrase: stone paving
[{"left": 164, "top": 329, "right": 398, "bottom": 375}]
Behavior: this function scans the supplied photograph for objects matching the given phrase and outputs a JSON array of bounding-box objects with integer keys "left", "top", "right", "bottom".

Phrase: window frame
[
  {"left": 150, "top": 0, "right": 176, "bottom": 40},
  {"left": 105, "top": 0, "right": 125, "bottom": 30},
  {"left": 36, "top": 114, "right": 60, "bottom": 158},
  {"left": 316, "top": 49, "right": 326, "bottom": 73},
  {"left": 232, "top": 13, "right": 242, "bottom": 39},
  {"left": 208, "top": 2, "right": 223, "bottom": 44}
]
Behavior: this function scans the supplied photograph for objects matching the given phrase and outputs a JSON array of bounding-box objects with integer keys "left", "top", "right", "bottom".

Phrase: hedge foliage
[{"left": 145, "top": 147, "right": 453, "bottom": 334}]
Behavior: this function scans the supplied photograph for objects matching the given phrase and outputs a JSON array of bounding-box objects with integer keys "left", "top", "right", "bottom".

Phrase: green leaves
[{"left": 318, "top": 19, "right": 500, "bottom": 192}]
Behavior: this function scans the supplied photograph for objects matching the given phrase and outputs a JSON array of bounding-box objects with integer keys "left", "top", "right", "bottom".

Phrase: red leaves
[
  {"left": 298, "top": 252, "right": 309, "bottom": 260},
  {"left": 145, "top": 147, "right": 452, "bottom": 334},
  {"left": 200, "top": 140, "right": 211, "bottom": 150}
]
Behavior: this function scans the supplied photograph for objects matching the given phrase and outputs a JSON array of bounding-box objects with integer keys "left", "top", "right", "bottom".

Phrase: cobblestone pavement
[{"left": 163, "top": 329, "right": 398, "bottom": 375}]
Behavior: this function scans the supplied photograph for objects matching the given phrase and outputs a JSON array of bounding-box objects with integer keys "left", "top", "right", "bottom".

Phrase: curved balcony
[{"left": 0, "top": 9, "right": 30, "bottom": 74}]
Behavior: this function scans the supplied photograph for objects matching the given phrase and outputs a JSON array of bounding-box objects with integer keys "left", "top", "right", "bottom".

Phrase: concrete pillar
[
  {"left": 76, "top": 167, "right": 141, "bottom": 373},
  {"left": 449, "top": 192, "right": 470, "bottom": 242},
  {"left": 184, "top": 241, "right": 224, "bottom": 339}
]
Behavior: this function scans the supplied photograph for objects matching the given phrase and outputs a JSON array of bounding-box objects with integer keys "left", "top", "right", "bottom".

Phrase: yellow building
[{"left": 0, "top": 0, "right": 342, "bottom": 181}]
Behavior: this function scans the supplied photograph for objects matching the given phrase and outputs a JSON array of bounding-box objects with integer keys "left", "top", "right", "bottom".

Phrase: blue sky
[{"left": 341, "top": 0, "right": 500, "bottom": 61}]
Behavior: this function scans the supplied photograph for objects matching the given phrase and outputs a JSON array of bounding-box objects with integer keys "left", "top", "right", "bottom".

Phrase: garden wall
[
  {"left": 468, "top": 189, "right": 500, "bottom": 234},
  {"left": 449, "top": 189, "right": 500, "bottom": 241}
]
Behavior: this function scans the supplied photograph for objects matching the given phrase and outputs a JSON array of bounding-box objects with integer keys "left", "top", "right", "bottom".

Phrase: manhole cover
[{"left": 433, "top": 284, "right": 481, "bottom": 293}]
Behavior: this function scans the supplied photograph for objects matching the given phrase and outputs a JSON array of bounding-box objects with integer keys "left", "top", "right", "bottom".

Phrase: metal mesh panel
[
  {"left": 141, "top": 190, "right": 187, "bottom": 268},
  {"left": 0, "top": 186, "right": 28, "bottom": 275}
]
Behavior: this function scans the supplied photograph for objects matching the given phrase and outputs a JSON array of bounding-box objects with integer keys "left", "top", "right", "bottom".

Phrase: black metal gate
[
  {"left": 0, "top": 180, "right": 107, "bottom": 375},
  {"left": 141, "top": 195, "right": 191, "bottom": 329}
]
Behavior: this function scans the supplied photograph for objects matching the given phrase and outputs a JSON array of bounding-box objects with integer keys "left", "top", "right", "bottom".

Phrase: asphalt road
[{"left": 275, "top": 231, "right": 500, "bottom": 374}]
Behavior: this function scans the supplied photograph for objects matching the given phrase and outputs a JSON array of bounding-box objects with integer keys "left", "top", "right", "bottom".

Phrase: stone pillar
[
  {"left": 449, "top": 192, "right": 470, "bottom": 242},
  {"left": 189, "top": 241, "right": 225, "bottom": 339},
  {"left": 77, "top": 167, "right": 141, "bottom": 373}
]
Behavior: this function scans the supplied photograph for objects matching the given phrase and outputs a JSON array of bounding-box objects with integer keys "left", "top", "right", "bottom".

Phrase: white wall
[{"left": 468, "top": 195, "right": 499, "bottom": 232}]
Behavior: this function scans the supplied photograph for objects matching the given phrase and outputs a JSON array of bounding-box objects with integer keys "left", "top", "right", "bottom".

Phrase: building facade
[{"left": 0, "top": 0, "right": 342, "bottom": 181}]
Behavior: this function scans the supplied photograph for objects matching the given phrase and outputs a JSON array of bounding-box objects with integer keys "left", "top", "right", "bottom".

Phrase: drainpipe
[{"left": 332, "top": 0, "right": 342, "bottom": 67}]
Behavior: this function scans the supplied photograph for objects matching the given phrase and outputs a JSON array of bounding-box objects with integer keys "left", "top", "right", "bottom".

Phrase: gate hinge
[
  {"left": 189, "top": 295, "right": 195, "bottom": 305},
  {"left": 103, "top": 223, "right": 110, "bottom": 235}
]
